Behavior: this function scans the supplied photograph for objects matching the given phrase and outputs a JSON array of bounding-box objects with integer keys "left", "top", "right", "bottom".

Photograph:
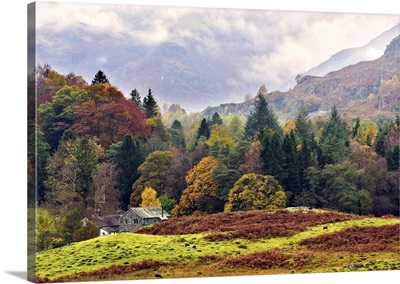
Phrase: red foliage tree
[{"left": 72, "top": 99, "right": 149, "bottom": 148}]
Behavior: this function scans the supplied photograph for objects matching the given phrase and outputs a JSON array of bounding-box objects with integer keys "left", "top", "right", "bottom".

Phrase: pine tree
[
  {"left": 352, "top": 117, "right": 361, "bottom": 138},
  {"left": 294, "top": 106, "right": 312, "bottom": 142},
  {"left": 257, "top": 127, "right": 284, "bottom": 180},
  {"left": 374, "top": 122, "right": 389, "bottom": 156},
  {"left": 281, "top": 131, "right": 300, "bottom": 206},
  {"left": 244, "top": 93, "right": 279, "bottom": 139},
  {"left": 108, "top": 134, "right": 144, "bottom": 210},
  {"left": 211, "top": 112, "right": 223, "bottom": 126},
  {"left": 91, "top": 70, "right": 109, "bottom": 85},
  {"left": 169, "top": 120, "right": 186, "bottom": 149},
  {"left": 197, "top": 118, "right": 211, "bottom": 139},
  {"left": 319, "top": 106, "right": 350, "bottom": 166},
  {"left": 129, "top": 88, "right": 141, "bottom": 107},
  {"left": 143, "top": 88, "right": 160, "bottom": 118}
]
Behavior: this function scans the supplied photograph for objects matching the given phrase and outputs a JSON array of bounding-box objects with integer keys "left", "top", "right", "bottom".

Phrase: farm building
[
  {"left": 82, "top": 211, "right": 121, "bottom": 236},
  {"left": 119, "top": 207, "right": 170, "bottom": 232}
]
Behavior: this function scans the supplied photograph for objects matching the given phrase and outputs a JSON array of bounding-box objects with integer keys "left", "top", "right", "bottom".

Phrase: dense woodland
[{"left": 28, "top": 65, "right": 399, "bottom": 251}]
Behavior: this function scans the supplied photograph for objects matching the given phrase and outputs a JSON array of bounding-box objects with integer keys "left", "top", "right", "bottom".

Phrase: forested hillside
[{"left": 28, "top": 65, "right": 399, "bottom": 252}]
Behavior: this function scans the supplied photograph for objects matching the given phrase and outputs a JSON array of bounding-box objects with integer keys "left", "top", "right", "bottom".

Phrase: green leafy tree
[
  {"left": 320, "top": 161, "right": 371, "bottom": 214},
  {"left": 37, "top": 85, "right": 88, "bottom": 150},
  {"left": 228, "top": 115, "right": 244, "bottom": 142},
  {"left": 224, "top": 173, "right": 286, "bottom": 212},
  {"left": 91, "top": 70, "right": 109, "bottom": 85},
  {"left": 158, "top": 194, "right": 176, "bottom": 213},
  {"left": 168, "top": 119, "right": 186, "bottom": 150},
  {"left": 27, "top": 121, "right": 50, "bottom": 202}
]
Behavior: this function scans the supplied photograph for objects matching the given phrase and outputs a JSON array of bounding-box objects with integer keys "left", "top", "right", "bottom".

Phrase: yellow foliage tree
[
  {"left": 224, "top": 173, "right": 286, "bottom": 212},
  {"left": 172, "top": 156, "right": 222, "bottom": 216},
  {"left": 140, "top": 187, "right": 161, "bottom": 207}
]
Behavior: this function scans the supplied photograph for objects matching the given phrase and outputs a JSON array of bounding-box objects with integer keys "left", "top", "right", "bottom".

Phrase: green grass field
[{"left": 36, "top": 210, "right": 400, "bottom": 282}]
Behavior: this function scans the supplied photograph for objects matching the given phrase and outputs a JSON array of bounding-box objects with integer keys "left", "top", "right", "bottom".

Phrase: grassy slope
[{"left": 36, "top": 210, "right": 400, "bottom": 282}]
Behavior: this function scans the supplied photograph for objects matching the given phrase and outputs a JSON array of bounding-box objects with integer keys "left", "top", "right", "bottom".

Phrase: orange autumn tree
[{"left": 172, "top": 156, "right": 224, "bottom": 216}]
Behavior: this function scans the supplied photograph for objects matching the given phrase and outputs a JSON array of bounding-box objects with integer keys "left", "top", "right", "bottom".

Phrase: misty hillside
[{"left": 203, "top": 35, "right": 400, "bottom": 122}]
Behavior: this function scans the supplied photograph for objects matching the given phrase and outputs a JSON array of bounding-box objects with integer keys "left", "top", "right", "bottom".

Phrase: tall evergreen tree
[
  {"left": 257, "top": 127, "right": 284, "bottom": 180},
  {"left": 352, "top": 117, "right": 361, "bottom": 138},
  {"left": 143, "top": 88, "right": 159, "bottom": 118},
  {"left": 244, "top": 93, "right": 279, "bottom": 139},
  {"left": 129, "top": 88, "right": 141, "bottom": 107},
  {"left": 197, "top": 118, "right": 211, "bottom": 139},
  {"left": 374, "top": 122, "right": 389, "bottom": 157},
  {"left": 211, "top": 112, "right": 223, "bottom": 126},
  {"left": 91, "top": 70, "right": 109, "bottom": 85},
  {"left": 294, "top": 106, "right": 312, "bottom": 143},
  {"left": 318, "top": 106, "right": 350, "bottom": 166},
  {"left": 281, "top": 131, "right": 300, "bottom": 206},
  {"left": 169, "top": 119, "right": 186, "bottom": 150},
  {"left": 108, "top": 134, "right": 144, "bottom": 210}
]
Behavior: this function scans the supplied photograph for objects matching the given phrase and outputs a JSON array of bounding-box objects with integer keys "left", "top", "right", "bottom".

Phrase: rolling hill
[{"left": 35, "top": 208, "right": 399, "bottom": 282}]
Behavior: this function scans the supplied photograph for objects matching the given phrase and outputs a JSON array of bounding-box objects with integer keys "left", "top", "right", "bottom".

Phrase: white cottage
[{"left": 82, "top": 213, "right": 121, "bottom": 236}]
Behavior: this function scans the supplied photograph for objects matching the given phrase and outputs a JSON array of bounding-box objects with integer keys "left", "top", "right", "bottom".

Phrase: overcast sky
[{"left": 35, "top": 2, "right": 399, "bottom": 91}]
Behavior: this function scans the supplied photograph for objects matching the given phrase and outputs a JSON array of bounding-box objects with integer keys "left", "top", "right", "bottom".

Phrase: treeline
[{"left": 28, "top": 66, "right": 399, "bottom": 251}]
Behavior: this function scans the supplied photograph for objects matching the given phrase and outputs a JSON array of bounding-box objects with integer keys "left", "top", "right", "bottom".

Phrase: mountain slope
[
  {"left": 203, "top": 35, "right": 400, "bottom": 122},
  {"left": 277, "top": 23, "right": 400, "bottom": 91}
]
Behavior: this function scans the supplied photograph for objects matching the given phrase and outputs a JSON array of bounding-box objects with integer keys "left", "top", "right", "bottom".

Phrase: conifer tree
[
  {"left": 319, "top": 106, "right": 350, "bottom": 166},
  {"left": 143, "top": 88, "right": 160, "bottom": 118},
  {"left": 211, "top": 112, "right": 223, "bottom": 126},
  {"left": 108, "top": 134, "right": 144, "bottom": 209},
  {"left": 244, "top": 93, "right": 279, "bottom": 139},
  {"left": 129, "top": 88, "right": 141, "bottom": 107},
  {"left": 169, "top": 120, "right": 186, "bottom": 149},
  {"left": 91, "top": 70, "right": 109, "bottom": 85},
  {"left": 281, "top": 131, "right": 300, "bottom": 206},
  {"left": 197, "top": 118, "right": 211, "bottom": 139}
]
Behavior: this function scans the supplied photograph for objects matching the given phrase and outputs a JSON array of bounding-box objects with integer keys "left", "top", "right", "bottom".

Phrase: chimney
[{"left": 161, "top": 206, "right": 164, "bottom": 217}]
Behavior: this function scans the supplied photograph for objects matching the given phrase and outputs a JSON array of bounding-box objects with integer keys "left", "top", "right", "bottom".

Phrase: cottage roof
[
  {"left": 86, "top": 214, "right": 120, "bottom": 228},
  {"left": 128, "top": 207, "right": 171, "bottom": 219}
]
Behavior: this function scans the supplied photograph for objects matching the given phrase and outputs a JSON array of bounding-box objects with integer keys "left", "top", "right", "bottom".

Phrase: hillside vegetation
[{"left": 36, "top": 209, "right": 399, "bottom": 282}]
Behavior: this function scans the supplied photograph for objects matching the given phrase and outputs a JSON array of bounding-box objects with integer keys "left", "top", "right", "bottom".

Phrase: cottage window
[
  {"left": 134, "top": 219, "right": 138, "bottom": 224},
  {"left": 125, "top": 219, "right": 128, "bottom": 224}
]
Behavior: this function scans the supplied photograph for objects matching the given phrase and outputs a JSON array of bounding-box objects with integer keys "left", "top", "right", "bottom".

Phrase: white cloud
[{"left": 36, "top": 2, "right": 399, "bottom": 92}]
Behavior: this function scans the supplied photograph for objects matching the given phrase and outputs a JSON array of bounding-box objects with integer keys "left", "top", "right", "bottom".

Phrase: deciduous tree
[
  {"left": 140, "top": 187, "right": 161, "bottom": 207},
  {"left": 173, "top": 156, "right": 223, "bottom": 216},
  {"left": 224, "top": 173, "right": 286, "bottom": 212},
  {"left": 130, "top": 151, "right": 174, "bottom": 206}
]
